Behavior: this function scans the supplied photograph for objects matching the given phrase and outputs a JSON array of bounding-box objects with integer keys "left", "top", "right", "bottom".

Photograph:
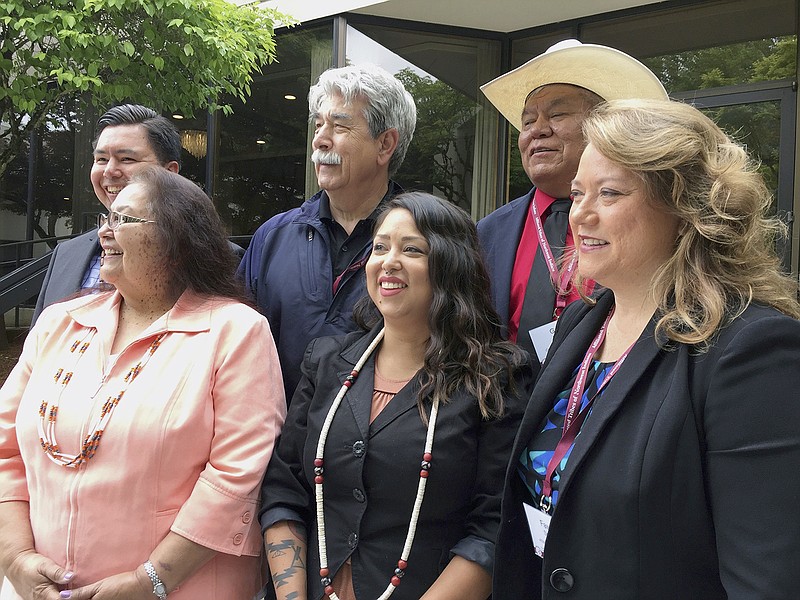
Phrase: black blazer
[
  {"left": 494, "top": 290, "right": 800, "bottom": 599},
  {"left": 260, "top": 326, "right": 532, "bottom": 600},
  {"left": 32, "top": 229, "right": 100, "bottom": 325}
]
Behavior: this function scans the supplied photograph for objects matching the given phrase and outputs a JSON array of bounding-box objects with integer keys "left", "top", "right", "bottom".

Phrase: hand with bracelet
[{"left": 66, "top": 534, "right": 215, "bottom": 600}]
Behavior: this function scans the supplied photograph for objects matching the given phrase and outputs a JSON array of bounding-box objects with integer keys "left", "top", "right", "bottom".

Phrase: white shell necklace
[{"left": 314, "top": 328, "right": 440, "bottom": 600}]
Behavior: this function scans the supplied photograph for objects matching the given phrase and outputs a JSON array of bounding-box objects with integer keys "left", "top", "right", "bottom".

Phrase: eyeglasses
[{"left": 97, "top": 211, "right": 155, "bottom": 231}]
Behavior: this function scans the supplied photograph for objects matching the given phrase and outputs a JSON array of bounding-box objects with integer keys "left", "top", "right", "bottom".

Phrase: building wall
[{"left": 2, "top": 0, "right": 798, "bottom": 272}]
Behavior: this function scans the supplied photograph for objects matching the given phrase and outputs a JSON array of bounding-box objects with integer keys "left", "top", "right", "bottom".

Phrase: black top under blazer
[
  {"left": 494, "top": 289, "right": 800, "bottom": 600},
  {"left": 260, "top": 325, "right": 532, "bottom": 600}
]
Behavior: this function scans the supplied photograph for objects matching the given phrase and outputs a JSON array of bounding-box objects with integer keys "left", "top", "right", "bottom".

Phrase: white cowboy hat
[{"left": 480, "top": 39, "right": 668, "bottom": 130}]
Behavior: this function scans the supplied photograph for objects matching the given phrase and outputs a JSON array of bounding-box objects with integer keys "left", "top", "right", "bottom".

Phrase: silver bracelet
[{"left": 143, "top": 560, "right": 168, "bottom": 600}]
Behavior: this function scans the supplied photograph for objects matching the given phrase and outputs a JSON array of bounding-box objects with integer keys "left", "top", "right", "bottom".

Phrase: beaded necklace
[
  {"left": 38, "top": 331, "right": 167, "bottom": 468},
  {"left": 315, "top": 328, "right": 440, "bottom": 600}
]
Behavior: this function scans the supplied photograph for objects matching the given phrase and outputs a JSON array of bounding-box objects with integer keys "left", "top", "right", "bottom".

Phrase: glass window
[
  {"left": 641, "top": 36, "right": 796, "bottom": 93},
  {"left": 507, "top": 0, "right": 797, "bottom": 205},
  {"left": 348, "top": 23, "right": 502, "bottom": 219},
  {"left": 171, "top": 112, "right": 208, "bottom": 189},
  {"left": 705, "top": 100, "right": 784, "bottom": 199},
  {"left": 0, "top": 96, "right": 95, "bottom": 257},
  {"left": 216, "top": 25, "right": 333, "bottom": 235},
  {"left": 0, "top": 137, "right": 33, "bottom": 248}
]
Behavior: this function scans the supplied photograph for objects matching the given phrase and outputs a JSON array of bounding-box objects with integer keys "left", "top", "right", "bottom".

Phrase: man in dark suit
[
  {"left": 477, "top": 40, "right": 667, "bottom": 363},
  {"left": 32, "top": 105, "right": 181, "bottom": 325}
]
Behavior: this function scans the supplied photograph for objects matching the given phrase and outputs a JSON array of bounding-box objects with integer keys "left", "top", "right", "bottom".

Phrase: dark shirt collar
[{"left": 318, "top": 184, "right": 395, "bottom": 226}]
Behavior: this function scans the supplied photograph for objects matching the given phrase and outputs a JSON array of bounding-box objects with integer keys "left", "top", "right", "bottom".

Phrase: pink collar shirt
[{"left": 0, "top": 290, "right": 286, "bottom": 599}]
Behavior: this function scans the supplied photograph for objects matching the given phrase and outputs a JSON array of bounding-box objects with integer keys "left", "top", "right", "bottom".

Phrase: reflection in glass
[
  {"left": 702, "top": 102, "right": 782, "bottom": 205},
  {"left": 174, "top": 110, "right": 209, "bottom": 191},
  {"left": 348, "top": 23, "right": 501, "bottom": 218},
  {"left": 0, "top": 97, "right": 87, "bottom": 249},
  {"left": 216, "top": 25, "right": 333, "bottom": 235},
  {"left": 642, "top": 36, "right": 796, "bottom": 93}
]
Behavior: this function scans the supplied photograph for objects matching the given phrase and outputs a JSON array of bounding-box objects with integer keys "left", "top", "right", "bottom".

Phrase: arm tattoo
[
  {"left": 273, "top": 565, "right": 305, "bottom": 589},
  {"left": 288, "top": 521, "right": 306, "bottom": 541},
  {"left": 267, "top": 538, "right": 305, "bottom": 565},
  {"left": 268, "top": 539, "right": 306, "bottom": 588}
]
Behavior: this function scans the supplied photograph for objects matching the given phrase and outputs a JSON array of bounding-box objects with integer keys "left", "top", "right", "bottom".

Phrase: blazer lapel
[
  {"left": 508, "top": 294, "right": 611, "bottom": 480},
  {"left": 338, "top": 325, "right": 383, "bottom": 440},
  {"left": 368, "top": 378, "right": 421, "bottom": 437},
  {"left": 55, "top": 231, "right": 101, "bottom": 300},
  {"left": 553, "top": 308, "right": 663, "bottom": 503},
  {"left": 495, "top": 191, "right": 533, "bottom": 327}
]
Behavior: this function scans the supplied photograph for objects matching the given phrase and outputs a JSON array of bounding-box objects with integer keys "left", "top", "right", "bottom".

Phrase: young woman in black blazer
[{"left": 261, "top": 192, "right": 531, "bottom": 600}]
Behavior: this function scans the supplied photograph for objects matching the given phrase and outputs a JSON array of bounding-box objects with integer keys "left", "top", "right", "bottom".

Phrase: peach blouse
[{"left": 0, "top": 290, "right": 286, "bottom": 599}]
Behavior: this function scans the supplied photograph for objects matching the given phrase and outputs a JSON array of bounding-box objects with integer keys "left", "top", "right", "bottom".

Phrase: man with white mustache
[
  {"left": 32, "top": 104, "right": 181, "bottom": 325},
  {"left": 477, "top": 40, "right": 667, "bottom": 366},
  {"left": 238, "top": 64, "right": 417, "bottom": 402}
]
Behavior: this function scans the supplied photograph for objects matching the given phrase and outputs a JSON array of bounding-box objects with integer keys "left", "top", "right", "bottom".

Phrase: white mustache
[{"left": 311, "top": 149, "right": 342, "bottom": 165}]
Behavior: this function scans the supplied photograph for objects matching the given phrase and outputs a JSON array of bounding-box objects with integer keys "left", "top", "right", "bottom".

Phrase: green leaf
[{"left": 0, "top": 0, "right": 292, "bottom": 182}]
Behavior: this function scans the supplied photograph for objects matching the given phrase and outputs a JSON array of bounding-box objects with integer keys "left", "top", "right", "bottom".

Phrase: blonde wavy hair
[{"left": 579, "top": 98, "right": 800, "bottom": 347}]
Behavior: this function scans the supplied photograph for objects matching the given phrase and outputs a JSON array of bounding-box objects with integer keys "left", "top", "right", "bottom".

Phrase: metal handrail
[
  {"left": 0, "top": 234, "right": 75, "bottom": 272},
  {"left": 0, "top": 233, "right": 254, "bottom": 330}
]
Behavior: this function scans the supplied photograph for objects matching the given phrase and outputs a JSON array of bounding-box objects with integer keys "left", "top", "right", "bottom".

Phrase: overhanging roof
[{"left": 259, "top": 0, "right": 668, "bottom": 33}]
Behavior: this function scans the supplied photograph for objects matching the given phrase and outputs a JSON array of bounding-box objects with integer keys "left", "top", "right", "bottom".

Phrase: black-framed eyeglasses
[{"left": 97, "top": 211, "right": 155, "bottom": 231}]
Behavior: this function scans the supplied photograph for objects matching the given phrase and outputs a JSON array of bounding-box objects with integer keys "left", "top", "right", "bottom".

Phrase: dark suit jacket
[
  {"left": 477, "top": 190, "right": 533, "bottom": 337},
  {"left": 260, "top": 325, "right": 532, "bottom": 600},
  {"left": 494, "top": 290, "right": 800, "bottom": 599},
  {"left": 32, "top": 229, "right": 100, "bottom": 326},
  {"left": 31, "top": 230, "right": 244, "bottom": 327}
]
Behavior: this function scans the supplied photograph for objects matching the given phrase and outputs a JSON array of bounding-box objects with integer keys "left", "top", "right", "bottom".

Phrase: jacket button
[
  {"left": 347, "top": 532, "right": 358, "bottom": 548},
  {"left": 352, "top": 440, "right": 365, "bottom": 457},
  {"left": 352, "top": 488, "right": 365, "bottom": 503},
  {"left": 549, "top": 568, "right": 574, "bottom": 592},
  {"left": 242, "top": 511, "right": 252, "bottom": 524},
  {"left": 233, "top": 533, "right": 244, "bottom": 546}
]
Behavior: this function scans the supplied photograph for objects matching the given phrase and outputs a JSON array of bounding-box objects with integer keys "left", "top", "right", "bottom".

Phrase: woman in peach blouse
[{"left": 0, "top": 168, "right": 285, "bottom": 600}]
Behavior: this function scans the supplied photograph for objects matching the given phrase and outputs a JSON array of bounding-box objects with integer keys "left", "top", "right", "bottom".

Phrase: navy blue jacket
[
  {"left": 477, "top": 190, "right": 535, "bottom": 338},
  {"left": 238, "top": 184, "right": 401, "bottom": 400}
]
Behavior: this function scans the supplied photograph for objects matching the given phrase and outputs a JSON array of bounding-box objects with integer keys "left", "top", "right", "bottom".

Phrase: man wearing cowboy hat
[{"left": 477, "top": 39, "right": 667, "bottom": 365}]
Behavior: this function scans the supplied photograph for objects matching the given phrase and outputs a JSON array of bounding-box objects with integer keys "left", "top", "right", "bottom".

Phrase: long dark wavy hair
[
  {"left": 131, "top": 167, "right": 249, "bottom": 303},
  {"left": 355, "top": 192, "right": 527, "bottom": 419}
]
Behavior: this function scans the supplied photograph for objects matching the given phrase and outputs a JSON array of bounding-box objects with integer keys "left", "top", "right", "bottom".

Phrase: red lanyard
[
  {"left": 332, "top": 255, "right": 368, "bottom": 295},
  {"left": 531, "top": 191, "right": 577, "bottom": 318},
  {"left": 540, "top": 306, "right": 633, "bottom": 512}
]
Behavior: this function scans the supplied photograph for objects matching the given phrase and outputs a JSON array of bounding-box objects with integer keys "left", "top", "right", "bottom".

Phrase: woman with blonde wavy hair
[{"left": 494, "top": 98, "right": 800, "bottom": 600}]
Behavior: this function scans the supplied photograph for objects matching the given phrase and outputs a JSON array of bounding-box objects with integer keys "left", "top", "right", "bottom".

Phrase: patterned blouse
[{"left": 518, "top": 360, "right": 615, "bottom": 509}]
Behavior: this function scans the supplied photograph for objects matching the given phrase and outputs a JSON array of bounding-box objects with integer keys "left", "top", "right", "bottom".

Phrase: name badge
[
  {"left": 523, "top": 502, "right": 551, "bottom": 558},
  {"left": 529, "top": 320, "right": 557, "bottom": 364}
]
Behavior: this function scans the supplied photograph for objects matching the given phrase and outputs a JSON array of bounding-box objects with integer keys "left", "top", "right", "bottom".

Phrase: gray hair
[{"left": 308, "top": 64, "right": 417, "bottom": 176}]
